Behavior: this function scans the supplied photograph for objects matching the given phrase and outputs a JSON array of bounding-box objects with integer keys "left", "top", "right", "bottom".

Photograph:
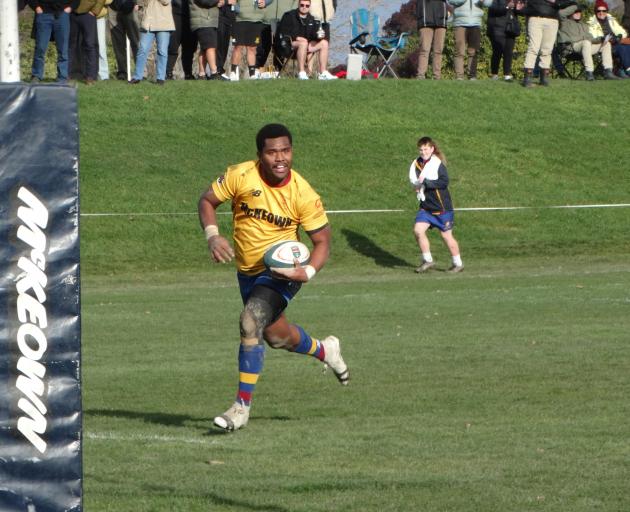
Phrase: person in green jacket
[
  {"left": 189, "top": 0, "right": 226, "bottom": 79},
  {"left": 227, "top": 0, "right": 274, "bottom": 80}
]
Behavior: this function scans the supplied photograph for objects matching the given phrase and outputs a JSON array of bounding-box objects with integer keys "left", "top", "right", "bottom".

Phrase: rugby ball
[{"left": 263, "top": 241, "right": 310, "bottom": 269}]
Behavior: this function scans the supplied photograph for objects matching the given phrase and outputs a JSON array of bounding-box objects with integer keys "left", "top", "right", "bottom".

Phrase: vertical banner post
[
  {"left": 0, "top": 0, "right": 21, "bottom": 82},
  {"left": 0, "top": 84, "right": 82, "bottom": 512}
]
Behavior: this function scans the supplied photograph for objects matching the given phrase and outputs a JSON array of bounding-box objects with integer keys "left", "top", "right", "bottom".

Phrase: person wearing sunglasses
[
  {"left": 276, "top": 0, "right": 338, "bottom": 79},
  {"left": 557, "top": 2, "right": 618, "bottom": 80},
  {"left": 587, "top": 0, "right": 630, "bottom": 78}
]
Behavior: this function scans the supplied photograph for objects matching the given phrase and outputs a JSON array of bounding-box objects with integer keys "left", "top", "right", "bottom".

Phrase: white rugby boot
[
  {"left": 214, "top": 401, "right": 250, "bottom": 431},
  {"left": 321, "top": 336, "right": 349, "bottom": 385}
]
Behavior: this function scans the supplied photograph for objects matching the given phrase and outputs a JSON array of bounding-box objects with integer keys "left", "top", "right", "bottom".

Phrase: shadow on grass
[
  {"left": 85, "top": 409, "right": 209, "bottom": 429},
  {"left": 342, "top": 228, "right": 413, "bottom": 268}
]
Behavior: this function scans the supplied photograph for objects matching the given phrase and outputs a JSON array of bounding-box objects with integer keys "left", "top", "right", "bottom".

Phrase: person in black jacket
[
  {"left": 415, "top": 0, "right": 449, "bottom": 79},
  {"left": 276, "top": 0, "right": 337, "bottom": 79},
  {"left": 487, "top": 0, "right": 519, "bottom": 81},
  {"left": 166, "top": 0, "right": 197, "bottom": 79},
  {"left": 408, "top": 136, "right": 464, "bottom": 274},
  {"left": 29, "top": 0, "right": 79, "bottom": 82}
]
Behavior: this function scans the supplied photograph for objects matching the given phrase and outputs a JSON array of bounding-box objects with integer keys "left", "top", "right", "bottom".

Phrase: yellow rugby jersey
[{"left": 211, "top": 160, "right": 329, "bottom": 275}]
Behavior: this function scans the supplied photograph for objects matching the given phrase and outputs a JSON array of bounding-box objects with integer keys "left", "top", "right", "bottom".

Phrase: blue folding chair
[{"left": 349, "top": 8, "right": 408, "bottom": 78}]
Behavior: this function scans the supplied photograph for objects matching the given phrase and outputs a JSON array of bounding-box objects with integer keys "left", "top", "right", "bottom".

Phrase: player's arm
[
  {"left": 422, "top": 163, "right": 450, "bottom": 189},
  {"left": 270, "top": 224, "right": 331, "bottom": 283},
  {"left": 198, "top": 188, "right": 235, "bottom": 264}
]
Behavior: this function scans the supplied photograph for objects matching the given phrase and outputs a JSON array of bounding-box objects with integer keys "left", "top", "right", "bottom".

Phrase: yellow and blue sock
[
  {"left": 291, "top": 325, "right": 325, "bottom": 361},
  {"left": 237, "top": 344, "right": 265, "bottom": 406}
]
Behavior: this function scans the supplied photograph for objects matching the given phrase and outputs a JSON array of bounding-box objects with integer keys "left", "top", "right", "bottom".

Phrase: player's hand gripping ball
[{"left": 263, "top": 241, "right": 310, "bottom": 270}]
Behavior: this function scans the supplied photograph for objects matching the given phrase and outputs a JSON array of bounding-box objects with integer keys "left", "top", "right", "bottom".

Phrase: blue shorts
[
  {"left": 414, "top": 210, "right": 455, "bottom": 232},
  {"left": 237, "top": 270, "right": 302, "bottom": 305}
]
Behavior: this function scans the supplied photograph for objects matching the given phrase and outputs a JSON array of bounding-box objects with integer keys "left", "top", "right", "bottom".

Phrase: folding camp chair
[{"left": 349, "top": 8, "right": 408, "bottom": 78}]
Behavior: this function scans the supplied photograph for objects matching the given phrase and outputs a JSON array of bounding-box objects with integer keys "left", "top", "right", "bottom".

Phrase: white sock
[
  {"left": 452, "top": 255, "right": 463, "bottom": 267},
  {"left": 422, "top": 252, "right": 433, "bottom": 263}
]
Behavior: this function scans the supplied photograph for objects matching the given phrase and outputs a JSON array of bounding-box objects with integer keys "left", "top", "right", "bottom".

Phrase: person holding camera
[
  {"left": 487, "top": 0, "right": 520, "bottom": 81},
  {"left": 587, "top": 0, "right": 630, "bottom": 77},
  {"left": 558, "top": 3, "right": 617, "bottom": 80},
  {"left": 276, "top": 0, "right": 337, "bottom": 79}
]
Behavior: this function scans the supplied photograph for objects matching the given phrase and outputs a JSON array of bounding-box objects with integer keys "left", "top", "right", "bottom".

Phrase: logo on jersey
[
  {"left": 239, "top": 202, "right": 293, "bottom": 228},
  {"left": 251, "top": 189, "right": 262, "bottom": 197},
  {"left": 217, "top": 175, "right": 225, "bottom": 185}
]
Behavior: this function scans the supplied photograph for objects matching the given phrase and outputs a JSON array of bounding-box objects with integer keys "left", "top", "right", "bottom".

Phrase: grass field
[{"left": 76, "top": 80, "right": 630, "bottom": 511}]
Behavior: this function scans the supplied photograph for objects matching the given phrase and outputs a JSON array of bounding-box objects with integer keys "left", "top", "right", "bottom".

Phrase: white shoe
[
  {"left": 321, "top": 336, "right": 349, "bottom": 385},
  {"left": 214, "top": 401, "right": 250, "bottom": 431},
  {"left": 228, "top": 71, "right": 239, "bottom": 82},
  {"left": 297, "top": 71, "right": 309, "bottom": 80},
  {"left": 318, "top": 70, "right": 338, "bottom": 80}
]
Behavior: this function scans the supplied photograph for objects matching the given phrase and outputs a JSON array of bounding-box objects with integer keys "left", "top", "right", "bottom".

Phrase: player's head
[
  {"left": 256, "top": 124, "right": 293, "bottom": 152},
  {"left": 417, "top": 136, "right": 446, "bottom": 164},
  {"left": 256, "top": 124, "right": 293, "bottom": 185}
]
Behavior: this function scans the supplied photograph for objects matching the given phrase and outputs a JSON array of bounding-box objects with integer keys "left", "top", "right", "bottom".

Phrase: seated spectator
[
  {"left": 449, "top": 0, "right": 492, "bottom": 80},
  {"left": 558, "top": 3, "right": 617, "bottom": 79},
  {"left": 276, "top": 0, "right": 337, "bottom": 79},
  {"left": 587, "top": 0, "right": 630, "bottom": 77},
  {"left": 28, "top": 0, "right": 76, "bottom": 83},
  {"left": 130, "top": 0, "right": 175, "bottom": 84}
]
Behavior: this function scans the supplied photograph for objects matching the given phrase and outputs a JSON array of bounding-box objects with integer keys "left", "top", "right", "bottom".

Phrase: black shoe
[
  {"left": 156, "top": 79, "right": 165, "bottom": 86},
  {"left": 166, "top": 73, "right": 174, "bottom": 80},
  {"left": 128, "top": 78, "right": 141, "bottom": 84},
  {"left": 208, "top": 72, "right": 229, "bottom": 81},
  {"left": 30, "top": 76, "right": 41, "bottom": 83},
  {"left": 116, "top": 72, "right": 127, "bottom": 80},
  {"left": 184, "top": 74, "right": 195, "bottom": 80},
  {"left": 585, "top": 71, "right": 595, "bottom": 81}
]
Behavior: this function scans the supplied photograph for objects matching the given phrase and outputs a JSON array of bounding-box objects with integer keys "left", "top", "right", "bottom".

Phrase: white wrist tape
[
  {"left": 204, "top": 225, "right": 219, "bottom": 241},
  {"left": 303, "top": 265, "right": 316, "bottom": 281}
]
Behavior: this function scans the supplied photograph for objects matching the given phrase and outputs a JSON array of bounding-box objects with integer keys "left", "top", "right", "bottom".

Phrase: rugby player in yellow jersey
[{"left": 198, "top": 123, "right": 349, "bottom": 432}]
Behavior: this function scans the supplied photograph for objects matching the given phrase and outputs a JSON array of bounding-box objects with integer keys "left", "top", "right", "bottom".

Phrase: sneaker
[
  {"left": 321, "top": 336, "right": 349, "bottom": 385},
  {"left": 298, "top": 70, "right": 309, "bottom": 80},
  {"left": 30, "top": 76, "right": 41, "bottom": 83},
  {"left": 318, "top": 70, "right": 338, "bottom": 80},
  {"left": 414, "top": 261, "right": 435, "bottom": 273},
  {"left": 156, "top": 79, "right": 165, "bottom": 86},
  {"left": 504, "top": 75, "right": 513, "bottom": 82},
  {"left": 490, "top": 74, "right": 499, "bottom": 80},
  {"left": 228, "top": 71, "right": 239, "bottom": 82},
  {"left": 447, "top": 264, "right": 464, "bottom": 273},
  {"left": 585, "top": 71, "right": 595, "bottom": 81},
  {"left": 208, "top": 72, "right": 229, "bottom": 81},
  {"left": 128, "top": 78, "right": 141, "bottom": 84},
  {"left": 214, "top": 401, "right": 250, "bottom": 431}
]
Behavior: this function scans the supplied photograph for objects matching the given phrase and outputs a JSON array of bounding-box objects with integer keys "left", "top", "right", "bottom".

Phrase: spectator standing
[
  {"left": 276, "top": 0, "right": 337, "bottom": 79},
  {"left": 415, "top": 0, "right": 449, "bottom": 79},
  {"left": 520, "top": 0, "right": 569, "bottom": 87},
  {"left": 28, "top": 0, "right": 78, "bottom": 83},
  {"left": 622, "top": 0, "right": 630, "bottom": 33},
  {"left": 558, "top": 3, "right": 617, "bottom": 79},
  {"left": 69, "top": 0, "right": 105, "bottom": 84},
  {"left": 130, "top": 0, "right": 175, "bottom": 84},
  {"left": 108, "top": 0, "right": 140, "bottom": 80},
  {"left": 216, "top": 0, "right": 236, "bottom": 76},
  {"left": 309, "top": 0, "right": 335, "bottom": 40},
  {"left": 228, "top": 0, "right": 275, "bottom": 80},
  {"left": 588, "top": 0, "right": 630, "bottom": 77},
  {"left": 487, "top": 0, "right": 519, "bottom": 81},
  {"left": 449, "top": 0, "right": 492, "bottom": 80},
  {"left": 189, "top": 0, "right": 225, "bottom": 79},
  {"left": 166, "top": 0, "right": 197, "bottom": 79},
  {"left": 96, "top": 0, "right": 111, "bottom": 79}
]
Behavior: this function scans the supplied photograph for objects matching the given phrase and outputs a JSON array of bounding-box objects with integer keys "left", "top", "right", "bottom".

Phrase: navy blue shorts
[
  {"left": 414, "top": 210, "right": 455, "bottom": 232},
  {"left": 237, "top": 270, "right": 302, "bottom": 305}
]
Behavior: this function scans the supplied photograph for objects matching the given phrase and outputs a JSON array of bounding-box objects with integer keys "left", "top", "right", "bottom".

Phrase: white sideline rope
[
  {"left": 86, "top": 431, "right": 218, "bottom": 445},
  {"left": 80, "top": 204, "right": 630, "bottom": 217}
]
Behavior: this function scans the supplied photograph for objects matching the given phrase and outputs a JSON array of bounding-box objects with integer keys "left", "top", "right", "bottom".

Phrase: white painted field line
[
  {"left": 80, "top": 204, "right": 630, "bottom": 218},
  {"left": 86, "top": 431, "right": 218, "bottom": 445}
]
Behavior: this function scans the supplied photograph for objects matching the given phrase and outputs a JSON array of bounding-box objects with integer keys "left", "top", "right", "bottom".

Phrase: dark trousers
[
  {"left": 69, "top": 11, "right": 98, "bottom": 80},
  {"left": 488, "top": 29, "right": 515, "bottom": 75},
  {"left": 31, "top": 11, "right": 70, "bottom": 80},
  {"left": 166, "top": 9, "right": 196, "bottom": 78},
  {"left": 255, "top": 23, "right": 272, "bottom": 68},
  {"left": 109, "top": 9, "right": 139, "bottom": 77},
  {"left": 216, "top": 7, "right": 235, "bottom": 74}
]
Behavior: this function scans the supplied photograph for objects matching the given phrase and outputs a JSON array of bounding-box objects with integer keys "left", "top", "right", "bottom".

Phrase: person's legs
[
  {"left": 166, "top": 9, "right": 182, "bottom": 78},
  {"left": 417, "top": 27, "right": 432, "bottom": 78},
  {"left": 575, "top": 40, "right": 594, "bottom": 72},
  {"left": 440, "top": 229, "right": 464, "bottom": 271},
  {"left": 538, "top": 18, "right": 558, "bottom": 70},
  {"left": 132, "top": 30, "right": 154, "bottom": 80},
  {"left": 524, "top": 16, "right": 543, "bottom": 70},
  {"left": 413, "top": 221, "right": 434, "bottom": 272},
  {"left": 432, "top": 27, "right": 446, "bottom": 79},
  {"left": 454, "top": 26, "right": 466, "bottom": 79},
  {"left": 503, "top": 35, "right": 515, "bottom": 77},
  {"left": 489, "top": 32, "right": 503, "bottom": 75},
  {"left": 292, "top": 39, "right": 308, "bottom": 72},
  {"left": 79, "top": 12, "right": 99, "bottom": 81},
  {"left": 466, "top": 26, "right": 481, "bottom": 78},
  {"left": 155, "top": 31, "right": 170, "bottom": 80},
  {"left": 53, "top": 11, "right": 71, "bottom": 81},
  {"left": 32, "top": 13, "right": 53, "bottom": 80},
  {"left": 96, "top": 16, "right": 109, "bottom": 79}
]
